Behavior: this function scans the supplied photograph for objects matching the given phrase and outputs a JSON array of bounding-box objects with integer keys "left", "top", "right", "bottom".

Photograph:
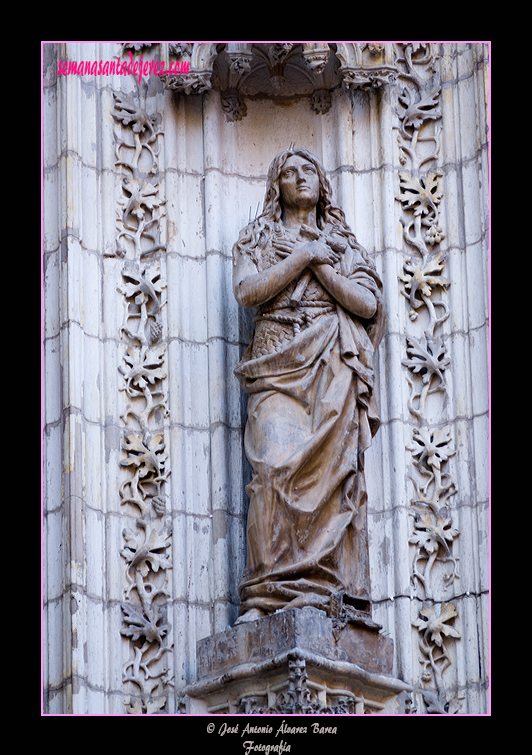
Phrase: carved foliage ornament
[
  {"left": 394, "top": 43, "right": 462, "bottom": 714},
  {"left": 236, "top": 657, "right": 377, "bottom": 715},
  {"left": 112, "top": 47, "right": 172, "bottom": 714}
]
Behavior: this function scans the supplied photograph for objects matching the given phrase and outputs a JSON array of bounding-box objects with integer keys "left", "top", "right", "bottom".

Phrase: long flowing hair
[{"left": 233, "top": 147, "right": 372, "bottom": 268}]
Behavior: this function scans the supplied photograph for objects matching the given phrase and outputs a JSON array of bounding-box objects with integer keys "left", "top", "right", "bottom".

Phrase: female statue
[{"left": 232, "top": 147, "right": 385, "bottom": 624}]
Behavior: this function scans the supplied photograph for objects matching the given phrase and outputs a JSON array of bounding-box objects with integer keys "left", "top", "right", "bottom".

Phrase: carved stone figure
[{"left": 232, "top": 148, "right": 385, "bottom": 624}]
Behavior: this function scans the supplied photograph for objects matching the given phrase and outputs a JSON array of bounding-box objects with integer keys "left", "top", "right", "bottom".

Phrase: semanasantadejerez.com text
[{"left": 57, "top": 51, "right": 190, "bottom": 82}]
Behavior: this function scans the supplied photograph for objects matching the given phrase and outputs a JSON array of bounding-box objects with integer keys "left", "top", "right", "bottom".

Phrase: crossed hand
[{"left": 272, "top": 224, "right": 347, "bottom": 267}]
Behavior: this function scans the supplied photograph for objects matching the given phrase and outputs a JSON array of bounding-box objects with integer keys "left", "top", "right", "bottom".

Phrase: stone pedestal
[{"left": 181, "top": 607, "right": 411, "bottom": 714}]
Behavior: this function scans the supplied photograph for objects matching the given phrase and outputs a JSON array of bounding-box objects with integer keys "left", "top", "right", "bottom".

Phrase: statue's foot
[{"left": 234, "top": 608, "right": 266, "bottom": 625}]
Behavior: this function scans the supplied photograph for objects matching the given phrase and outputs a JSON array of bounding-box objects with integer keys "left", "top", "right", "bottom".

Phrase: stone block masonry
[{"left": 42, "top": 42, "right": 489, "bottom": 715}]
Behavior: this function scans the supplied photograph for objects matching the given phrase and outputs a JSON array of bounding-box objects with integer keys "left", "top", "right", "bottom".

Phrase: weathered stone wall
[{"left": 42, "top": 42, "right": 489, "bottom": 714}]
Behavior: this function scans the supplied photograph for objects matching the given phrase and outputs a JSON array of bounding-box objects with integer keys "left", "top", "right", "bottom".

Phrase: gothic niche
[
  {"left": 179, "top": 147, "right": 412, "bottom": 714},
  {"left": 232, "top": 147, "right": 385, "bottom": 627}
]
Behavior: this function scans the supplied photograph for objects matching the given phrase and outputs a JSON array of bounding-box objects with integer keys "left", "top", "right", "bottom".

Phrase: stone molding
[{"left": 185, "top": 651, "right": 410, "bottom": 715}]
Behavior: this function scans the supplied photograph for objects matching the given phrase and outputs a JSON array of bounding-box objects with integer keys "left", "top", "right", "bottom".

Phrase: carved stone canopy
[{"left": 161, "top": 43, "right": 398, "bottom": 119}]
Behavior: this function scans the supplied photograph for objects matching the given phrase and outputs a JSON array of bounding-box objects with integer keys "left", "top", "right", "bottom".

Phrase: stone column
[{"left": 43, "top": 42, "right": 124, "bottom": 713}]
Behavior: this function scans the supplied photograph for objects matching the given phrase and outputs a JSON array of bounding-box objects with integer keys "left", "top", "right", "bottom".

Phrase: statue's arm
[
  {"left": 233, "top": 241, "right": 339, "bottom": 309},
  {"left": 311, "top": 264, "right": 377, "bottom": 319}
]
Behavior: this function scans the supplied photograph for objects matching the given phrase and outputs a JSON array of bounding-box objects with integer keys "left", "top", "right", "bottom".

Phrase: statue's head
[{"left": 262, "top": 147, "right": 333, "bottom": 228}]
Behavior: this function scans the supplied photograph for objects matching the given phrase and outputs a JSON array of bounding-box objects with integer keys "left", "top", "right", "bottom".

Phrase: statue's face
[{"left": 278, "top": 154, "right": 320, "bottom": 211}]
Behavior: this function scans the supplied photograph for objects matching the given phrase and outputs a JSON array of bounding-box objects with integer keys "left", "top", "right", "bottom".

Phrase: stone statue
[{"left": 232, "top": 147, "right": 385, "bottom": 625}]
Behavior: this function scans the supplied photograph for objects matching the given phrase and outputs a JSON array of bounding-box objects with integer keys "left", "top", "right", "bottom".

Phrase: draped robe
[{"left": 234, "top": 229, "right": 385, "bottom": 618}]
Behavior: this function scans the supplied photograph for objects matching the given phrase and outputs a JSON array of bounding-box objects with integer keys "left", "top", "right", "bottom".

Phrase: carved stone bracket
[
  {"left": 161, "top": 43, "right": 399, "bottom": 119},
  {"left": 179, "top": 608, "right": 410, "bottom": 715},
  {"left": 112, "top": 47, "right": 173, "bottom": 714},
  {"left": 394, "top": 43, "right": 462, "bottom": 714}
]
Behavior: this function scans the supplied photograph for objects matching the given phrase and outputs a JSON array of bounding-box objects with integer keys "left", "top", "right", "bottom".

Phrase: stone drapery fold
[{"left": 235, "top": 243, "right": 384, "bottom": 616}]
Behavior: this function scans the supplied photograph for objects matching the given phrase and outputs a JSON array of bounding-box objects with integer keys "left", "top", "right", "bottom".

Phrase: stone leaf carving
[
  {"left": 121, "top": 178, "right": 164, "bottom": 223},
  {"left": 396, "top": 172, "right": 445, "bottom": 259},
  {"left": 121, "top": 601, "right": 169, "bottom": 646},
  {"left": 412, "top": 601, "right": 462, "bottom": 713},
  {"left": 396, "top": 84, "right": 441, "bottom": 133},
  {"left": 395, "top": 44, "right": 461, "bottom": 714},
  {"left": 119, "top": 433, "right": 169, "bottom": 517},
  {"left": 221, "top": 89, "right": 247, "bottom": 122},
  {"left": 122, "top": 524, "right": 172, "bottom": 584},
  {"left": 408, "top": 426, "right": 455, "bottom": 473},
  {"left": 402, "top": 335, "right": 450, "bottom": 422},
  {"left": 409, "top": 510, "right": 459, "bottom": 558},
  {"left": 414, "top": 602, "right": 460, "bottom": 648},
  {"left": 407, "top": 425, "right": 458, "bottom": 597},
  {"left": 237, "top": 658, "right": 359, "bottom": 715},
  {"left": 399, "top": 254, "right": 449, "bottom": 314},
  {"left": 420, "top": 689, "right": 464, "bottom": 715},
  {"left": 396, "top": 170, "right": 444, "bottom": 220},
  {"left": 112, "top": 91, "right": 165, "bottom": 261},
  {"left": 113, "top": 93, "right": 159, "bottom": 136},
  {"left": 113, "top": 47, "right": 172, "bottom": 714},
  {"left": 113, "top": 93, "right": 163, "bottom": 175},
  {"left": 403, "top": 334, "right": 449, "bottom": 388}
]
